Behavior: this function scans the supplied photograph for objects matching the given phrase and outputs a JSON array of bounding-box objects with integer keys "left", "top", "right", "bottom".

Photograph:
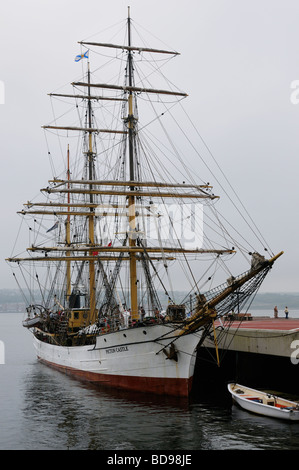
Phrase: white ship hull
[{"left": 33, "top": 323, "right": 201, "bottom": 396}]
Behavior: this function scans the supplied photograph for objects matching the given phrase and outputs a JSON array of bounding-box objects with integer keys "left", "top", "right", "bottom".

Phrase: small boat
[
  {"left": 22, "top": 316, "right": 43, "bottom": 328},
  {"left": 228, "top": 383, "right": 299, "bottom": 421}
]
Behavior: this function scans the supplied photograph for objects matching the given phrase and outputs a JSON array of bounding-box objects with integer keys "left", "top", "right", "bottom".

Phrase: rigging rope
[{"left": 177, "top": 102, "right": 274, "bottom": 256}]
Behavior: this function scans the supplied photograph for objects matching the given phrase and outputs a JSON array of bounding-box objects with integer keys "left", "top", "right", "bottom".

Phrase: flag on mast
[
  {"left": 46, "top": 221, "right": 59, "bottom": 233},
  {"left": 75, "top": 50, "right": 89, "bottom": 62}
]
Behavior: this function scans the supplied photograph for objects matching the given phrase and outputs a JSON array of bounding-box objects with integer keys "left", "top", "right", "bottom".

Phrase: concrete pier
[
  {"left": 194, "top": 317, "right": 299, "bottom": 395},
  {"left": 206, "top": 317, "right": 299, "bottom": 359}
]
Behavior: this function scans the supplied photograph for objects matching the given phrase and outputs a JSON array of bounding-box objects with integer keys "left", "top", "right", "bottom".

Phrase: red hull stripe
[{"left": 38, "top": 357, "right": 193, "bottom": 397}]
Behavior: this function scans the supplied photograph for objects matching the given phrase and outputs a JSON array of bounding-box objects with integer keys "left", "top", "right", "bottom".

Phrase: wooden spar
[
  {"left": 48, "top": 179, "right": 212, "bottom": 190},
  {"left": 26, "top": 246, "right": 235, "bottom": 255},
  {"left": 41, "top": 187, "right": 218, "bottom": 199},
  {"left": 6, "top": 255, "right": 176, "bottom": 262},
  {"left": 42, "top": 125, "right": 127, "bottom": 134},
  {"left": 22, "top": 203, "right": 147, "bottom": 212},
  {"left": 202, "top": 252, "right": 283, "bottom": 310},
  {"left": 176, "top": 251, "right": 284, "bottom": 337},
  {"left": 72, "top": 82, "right": 188, "bottom": 97},
  {"left": 19, "top": 210, "right": 161, "bottom": 217},
  {"left": 26, "top": 200, "right": 206, "bottom": 209},
  {"left": 49, "top": 93, "right": 126, "bottom": 102},
  {"left": 79, "top": 41, "right": 180, "bottom": 56},
  {"left": 24, "top": 202, "right": 119, "bottom": 209}
]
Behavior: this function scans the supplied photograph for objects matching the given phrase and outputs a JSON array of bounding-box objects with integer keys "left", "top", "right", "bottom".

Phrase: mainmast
[
  {"left": 127, "top": 7, "right": 138, "bottom": 320},
  {"left": 87, "top": 62, "right": 96, "bottom": 323}
]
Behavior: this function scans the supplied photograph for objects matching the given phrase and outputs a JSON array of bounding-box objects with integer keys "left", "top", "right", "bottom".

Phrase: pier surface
[
  {"left": 223, "top": 317, "right": 299, "bottom": 331},
  {"left": 206, "top": 317, "right": 299, "bottom": 358},
  {"left": 197, "top": 317, "right": 299, "bottom": 394}
]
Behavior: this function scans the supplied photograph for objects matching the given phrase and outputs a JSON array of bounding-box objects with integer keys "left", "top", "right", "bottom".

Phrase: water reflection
[
  {"left": 21, "top": 363, "right": 194, "bottom": 450},
  {"left": 18, "top": 360, "right": 299, "bottom": 451},
  {"left": 3, "top": 313, "right": 299, "bottom": 450}
]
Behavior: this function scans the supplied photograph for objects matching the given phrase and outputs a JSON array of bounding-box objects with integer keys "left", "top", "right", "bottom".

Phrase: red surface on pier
[{"left": 221, "top": 318, "right": 299, "bottom": 331}]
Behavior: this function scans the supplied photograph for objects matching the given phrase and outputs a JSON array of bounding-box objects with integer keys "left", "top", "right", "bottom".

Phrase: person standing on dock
[
  {"left": 274, "top": 306, "right": 278, "bottom": 318},
  {"left": 285, "top": 306, "right": 289, "bottom": 319}
]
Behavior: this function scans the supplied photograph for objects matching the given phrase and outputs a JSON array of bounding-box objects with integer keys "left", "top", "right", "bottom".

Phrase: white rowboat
[{"left": 228, "top": 383, "right": 299, "bottom": 421}]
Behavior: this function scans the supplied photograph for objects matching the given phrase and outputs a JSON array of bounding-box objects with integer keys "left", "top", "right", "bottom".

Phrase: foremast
[{"left": 66, "top": 60, "right": 97, "bottom": 323}]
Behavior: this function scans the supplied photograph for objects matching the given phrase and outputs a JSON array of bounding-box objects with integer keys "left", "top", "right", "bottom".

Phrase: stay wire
[{"left": 177, "top": 102, "right": 274, "bottom": 256}]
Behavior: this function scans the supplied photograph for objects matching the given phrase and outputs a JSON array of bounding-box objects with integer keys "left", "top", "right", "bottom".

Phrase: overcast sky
[{"left": 1, "top": 0, "right": 299, "bottom": 293}]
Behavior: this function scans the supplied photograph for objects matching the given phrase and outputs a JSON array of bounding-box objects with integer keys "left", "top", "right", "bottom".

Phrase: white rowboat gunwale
[{"left": 228, "top": 383, "right": 299, "bottom": 421}]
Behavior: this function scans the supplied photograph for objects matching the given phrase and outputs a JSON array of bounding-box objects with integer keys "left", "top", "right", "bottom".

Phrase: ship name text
[{"left": 105, "top": 346, "right": 129, "bottom": 354}]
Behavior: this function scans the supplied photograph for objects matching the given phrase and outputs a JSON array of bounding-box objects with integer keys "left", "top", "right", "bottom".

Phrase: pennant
[
  {"left": 75, "top": 50, "right": 89, "bottom": 62},
  {"left": 46, "top": 221, "right": 59, "bottom": 233}
]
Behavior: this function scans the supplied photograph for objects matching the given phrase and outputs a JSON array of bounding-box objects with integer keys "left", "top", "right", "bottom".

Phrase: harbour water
[{"left": 1, "top": 311, "right": 299, "bottom": 452}]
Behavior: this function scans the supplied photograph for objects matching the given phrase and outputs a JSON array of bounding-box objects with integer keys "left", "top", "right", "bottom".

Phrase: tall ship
[{"left": 7, "top": 9, "right": 282, "bottom": 396}]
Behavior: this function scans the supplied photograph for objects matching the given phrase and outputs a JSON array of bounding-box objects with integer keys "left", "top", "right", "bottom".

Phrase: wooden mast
[
  {"left": 127, "top": 6, "right": 138, "bottom": 321},
  {"left": 87, "top": 61, "right": 96, "bottom": 323},
  {"left": 66, "top": 144, "right": 71, "bottom": 305}
]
